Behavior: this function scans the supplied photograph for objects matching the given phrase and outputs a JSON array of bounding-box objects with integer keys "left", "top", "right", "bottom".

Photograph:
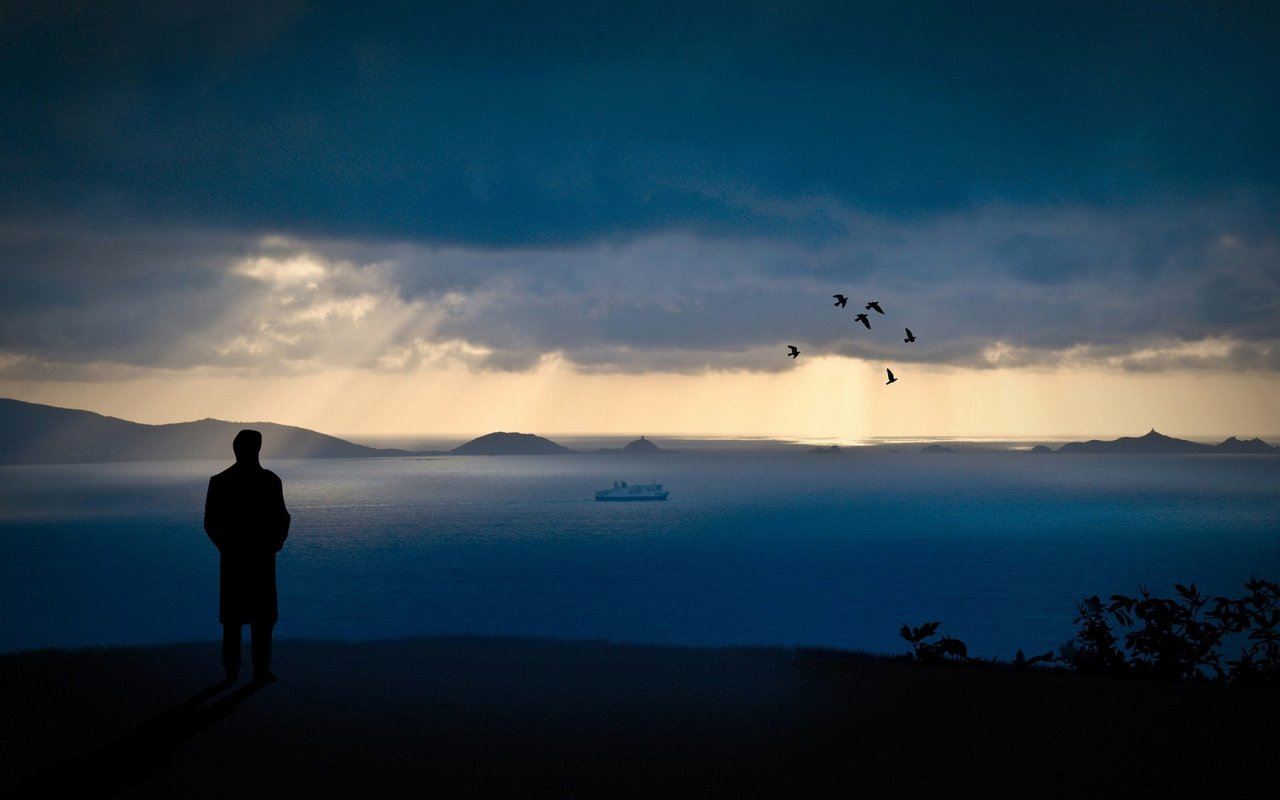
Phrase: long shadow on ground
[
  {"left": 4, "top": 679, "right": 264, "bottom": 798},
  {"left": 2, "top": 637, "right": 1277, "bottom": 797}
]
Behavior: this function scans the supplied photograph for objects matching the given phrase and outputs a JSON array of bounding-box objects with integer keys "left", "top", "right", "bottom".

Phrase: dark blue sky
[
  {"left": 0, "top": 0, "right": 1277, "bottom": 377},
  {"left": 4, "top": 1, "right": 1277, "bottom": 240}
]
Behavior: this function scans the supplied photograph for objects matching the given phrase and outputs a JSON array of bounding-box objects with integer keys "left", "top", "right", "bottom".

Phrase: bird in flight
[
  {"left": 787, "top": 345, "right": 801, "bottom": 359},
  {"left": 865, "top": 301, "right": 884, "bottom": 314},
  {"left": 833, "top": 294, "right": 848, "bottom": 308},
  {"left": 854, "top": 313, "right": 871, "bottom": 329},
  {"left": 904, "top": 328, "right": 916, "bottom": 343},
  {"left": 885, "top": 368, "right": 897, "bottom": 385}
]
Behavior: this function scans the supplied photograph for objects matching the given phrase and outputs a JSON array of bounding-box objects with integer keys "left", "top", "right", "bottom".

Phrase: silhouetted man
[{"left": 204, "top": 430, "right": 291, "bottom": 684}]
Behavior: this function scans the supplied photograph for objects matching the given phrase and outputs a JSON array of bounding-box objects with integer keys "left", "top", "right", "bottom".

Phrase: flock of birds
[{"left": 788, "top": 294, "right": 914, "bottom": 386}]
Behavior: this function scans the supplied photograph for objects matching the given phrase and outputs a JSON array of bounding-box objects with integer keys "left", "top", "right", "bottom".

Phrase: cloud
[
  {"left": 0, "top": 226, "right": 432, "bottom": 376},
  {"left": 1, "top": 3, "right": 1277, "bottom": 383},
  {"left": 402, "top": 200, "right": 1280, "bottom": 374},
  {"left": 1, "top": 197, "right": 1275, "bottom": 379},
  {"left": 1, "top": 1, "right": 1277, "bottom": 244}
]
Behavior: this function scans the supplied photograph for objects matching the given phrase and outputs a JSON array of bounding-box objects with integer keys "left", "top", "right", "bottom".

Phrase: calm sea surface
[{"left": 1, "top": 451, "right": 1278, "bottom": 658}]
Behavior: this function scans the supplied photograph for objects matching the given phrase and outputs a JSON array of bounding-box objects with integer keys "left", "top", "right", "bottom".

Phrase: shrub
[
  {"left": 1108, "top": 583, "right": 1225, "bottom": 682},
  {"left": 1061, "top": 594, "right": 1127, "bottom": 677},
  {"left": 1063, "top": 578, "right": 1280, "bottom": 687},
  {"left": 1213, "top": 577, "right": 1280, "bottom": 689},
  {"left": 899, "top": 578, "right": 1279, "bottom": 687},
  {"left": 899, "top": 621, "right": 969, "bottom": 665}
]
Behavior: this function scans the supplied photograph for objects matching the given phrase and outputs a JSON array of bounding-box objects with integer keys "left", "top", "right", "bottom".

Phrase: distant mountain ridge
[
  {"left": 0, "top": 398, "right": 412, "bottom": 464},
  {"left": 1214, "top": 436, "right": 1280, "bottom": 455},
  {"left": 5, "top": 399, "right": 1275, "bottom": 463},
  {"left": 1056, "top": 429, "right": 1278, "bottom": 455},
  {"left": 0, "top": 399, "right": 586, "bottom": 463}
]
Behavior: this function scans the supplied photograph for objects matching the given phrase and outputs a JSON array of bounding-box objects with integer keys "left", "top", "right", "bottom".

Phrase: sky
[{"left": 1, "top": 0, "right": 1278, "bottom": 443}]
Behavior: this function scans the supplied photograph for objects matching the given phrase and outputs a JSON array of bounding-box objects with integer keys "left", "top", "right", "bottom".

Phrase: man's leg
[
  {"left": 251, "top": 622, "right": 276, "bottom": 683},
  {"left": 222, "top": 623, "right": 242, "bottom": 682}
]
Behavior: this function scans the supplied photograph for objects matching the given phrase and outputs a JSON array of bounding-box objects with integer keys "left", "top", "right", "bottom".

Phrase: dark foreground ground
[{"left": 1, "top": 636, "right": 1275, "bottom": 798}]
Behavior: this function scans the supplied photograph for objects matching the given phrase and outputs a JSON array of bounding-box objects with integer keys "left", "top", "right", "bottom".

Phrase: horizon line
[
  {"left": 7, "top": 396, "right": 1279, "bottom": 448},
  {"left": 346, "top": 430, "right": 1280, "bottom": 448}
]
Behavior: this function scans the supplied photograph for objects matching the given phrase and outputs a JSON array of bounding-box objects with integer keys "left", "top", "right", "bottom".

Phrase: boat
[{"left": 595, "top": 481, "right": 669, "bottom": 501}]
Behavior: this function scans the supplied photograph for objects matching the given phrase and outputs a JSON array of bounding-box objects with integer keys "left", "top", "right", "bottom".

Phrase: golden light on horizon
[{"left": 3, "top": 356, "right": 1279, "bottom": 445}]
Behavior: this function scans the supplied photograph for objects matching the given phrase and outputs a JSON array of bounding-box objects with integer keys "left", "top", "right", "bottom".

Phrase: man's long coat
[{"left": 204, "top": 463, "right": 291, "bottom": 625}]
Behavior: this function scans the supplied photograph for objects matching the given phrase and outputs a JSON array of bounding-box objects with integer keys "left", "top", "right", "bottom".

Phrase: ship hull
[{"left": 595, "top": 482, "right": 668, "bottom": 501}]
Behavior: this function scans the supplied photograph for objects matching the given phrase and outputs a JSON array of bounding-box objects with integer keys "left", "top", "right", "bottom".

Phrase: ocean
[{"left": 2, "top": 449, "right": 1278, "bottom": 659}]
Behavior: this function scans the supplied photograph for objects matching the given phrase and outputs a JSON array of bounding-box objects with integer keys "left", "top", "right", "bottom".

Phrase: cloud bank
[
  {"left": 2, "top": 198, "right": 1275, "bottom": 379},
  {"left": 1, "top": 1, "right": 1277, "bottom": 380}
]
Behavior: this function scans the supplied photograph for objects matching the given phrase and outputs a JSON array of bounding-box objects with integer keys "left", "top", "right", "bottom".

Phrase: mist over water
[{"left": 2, "top": 451, "right": 1277, "bottom": 658}]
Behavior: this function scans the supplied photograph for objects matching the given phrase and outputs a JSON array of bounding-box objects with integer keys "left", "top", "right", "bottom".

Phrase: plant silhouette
[
  {"left": 1211, "top": 577, "right": 1280, "bottom": 688},
  {"left": 900, "top": 577, "right": 1280, "bottom": 688},
  {"left": 1060, "top": 595, "right": 1131, "bottom": 677},
  {"left": 1059, "top": 578, "right": 1280, "bottom": 686},
  {"left": 1107, "top": 583, "right": 1225, "bottom": 681},
  {"left": 899, "top": 621, "right": 969, "bottom": 664}
]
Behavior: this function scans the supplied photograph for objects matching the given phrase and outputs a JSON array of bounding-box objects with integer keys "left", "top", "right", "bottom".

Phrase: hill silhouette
[
  {"left": 597, "top": 436, "right": 666, "bottom": 454},
  {"left": 1057, "top": 429, "right": 1278, "bottom": 455},
  {"left": 449, "top": 431, "right": 573, "bottom": 455},
  {"left": 0, "top": 398, "right": 411, "bottom": 464},
  {"left": 621, "top": 436, "right": 662, "bottom": 453},
  {"left": 1214, "top": 436, "right": 1280, "bottom": 454}
]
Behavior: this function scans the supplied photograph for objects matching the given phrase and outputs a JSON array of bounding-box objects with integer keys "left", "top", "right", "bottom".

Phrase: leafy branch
[
  {"left": 899, "top": 577, "right": 1280, "bottom": 688},
  {"left": 899, "top": 621, "right": 969, "bottom": 665},
  {"left": 1060, "top": 577, "right": 1280, "bottom": 687}
]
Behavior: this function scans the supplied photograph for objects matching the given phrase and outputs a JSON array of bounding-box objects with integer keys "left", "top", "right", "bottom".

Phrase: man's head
[{"left": 232, "top": 429, "right": 263, "bottom": 464}]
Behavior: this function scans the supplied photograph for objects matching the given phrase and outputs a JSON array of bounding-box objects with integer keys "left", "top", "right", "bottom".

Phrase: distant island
[
  {"left": 597, "top": 436, "right": 665, "bottom": 454},
  {"left": 1212, "top": 436, "right": 1280, "bottom": 455},
  {"left": 622, "top": 436, "right": 661, "bottom": 453},
  {"left": 1055, "top": 429, "right": 1278, "bottom": 455},
  {"left": 4, "top": 398, "right": 1276, "bottom": 464},
  {"left": 449, "top": 432, "right": 573, "bottom": 456}
]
